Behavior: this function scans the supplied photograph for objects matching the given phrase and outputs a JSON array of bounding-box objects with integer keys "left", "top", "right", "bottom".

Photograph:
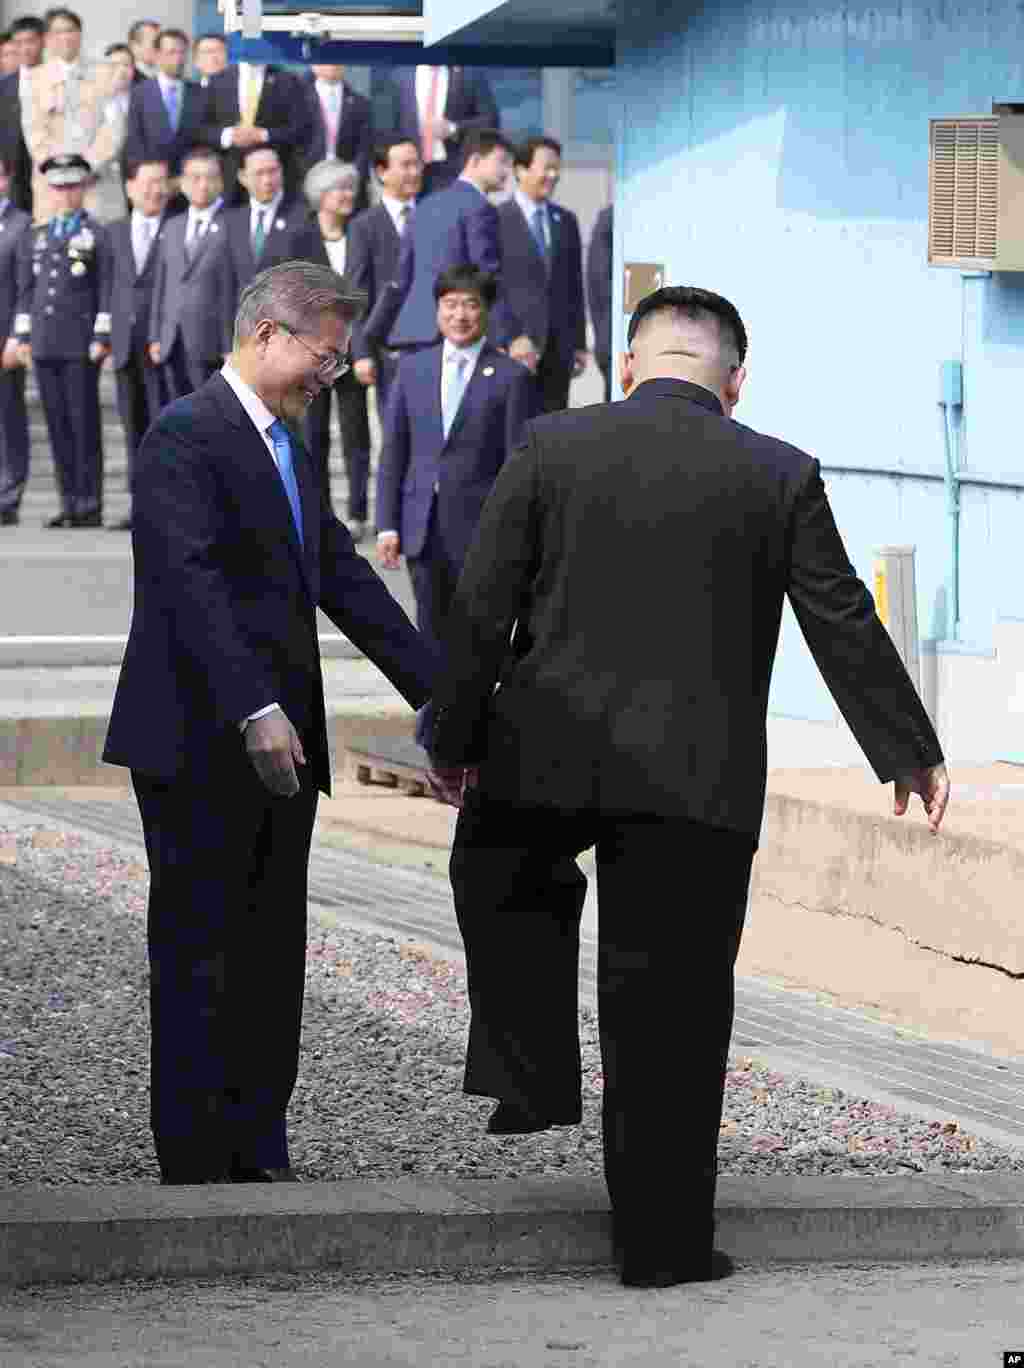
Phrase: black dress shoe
[
  {"left": 160, "top": 1169, "right": 233, "bottom": 1185},
  {"left": 107, "top": 516, "right": 132, "bottom": 531},
  {"left": 486, "top": 1101, "right": 555, "bottom": 1135},
  {"left": 620, "top": 1248, "right": 735, "bottom": 1288},
  {"left": 231, "top": 1165, "right": 301, "bottom": 1182},
  {"left": 72, "top": 511, "right": 103, "bottom": 528},
  {"left": 45, "top": 513, "right": 75, "bottom": 528},
  {"left": 0, "top": 508, "right": 18, "bottom": 525}
]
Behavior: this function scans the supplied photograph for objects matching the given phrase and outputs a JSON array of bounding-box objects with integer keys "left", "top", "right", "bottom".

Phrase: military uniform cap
[{"left": 40, "top": 153, "right": 92, "bottom": 186}]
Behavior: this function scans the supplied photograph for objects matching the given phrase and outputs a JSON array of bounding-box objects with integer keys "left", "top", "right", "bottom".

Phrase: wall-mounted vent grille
[{"left": 929, "top": 115, "right": 1024, "bottom": 271}]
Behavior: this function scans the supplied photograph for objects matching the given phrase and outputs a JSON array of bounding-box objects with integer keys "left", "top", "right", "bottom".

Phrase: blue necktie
[
  {"left": 442, "top": 354, "right": 469, "bottom": 439},
  {"left": 164, "top": 82, "right": 180, "bottom": 131},
  {"left": 530, "top": 206, "right": 549, "bottom": 269},
  {"left": 268, "top": 420, "right": 304, "bottom": 548}
]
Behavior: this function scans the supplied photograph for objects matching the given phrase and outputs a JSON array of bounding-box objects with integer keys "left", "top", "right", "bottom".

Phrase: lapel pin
[
  {"left": 275, "top": 219, "right": 286, "bottom": 231},
  {"left": 483, "top": 366, "right": 495, "bottom": 376},
  {"left": 209, "top": 222, "right": 218, "bottom": 232}
]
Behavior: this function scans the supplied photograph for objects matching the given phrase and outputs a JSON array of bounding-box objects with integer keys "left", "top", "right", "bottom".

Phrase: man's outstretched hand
[{"left": 893, "top": 762, "right": 950, "bottom": 834}]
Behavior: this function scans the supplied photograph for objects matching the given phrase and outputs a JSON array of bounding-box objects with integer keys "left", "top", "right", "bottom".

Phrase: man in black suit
[
  {"left": 424, "top": 285, "right": 950, "bottom": 1287},
  {"left": 586, "top": 204, "right": 613, "bottom": 402},
  {"left": 127, "top": 19, "right": 160, "bottom": 82},
  {"left": 385, "top": 65, "right": 499, "bottom": 197},
  {"left": 347, "top": 135, "right": 422, "bottom": 412},
  {"left": 103, "top": 259, "right": 437, "bottom": 1185},
  {"left": 0, "top": 155, "right": 31, "bottom": 524},
  {"left": 200, "top": 61, "right": 312, "bottom": 204},
  {"left": 148, "top": 145, "right": 227, "bottom": 398},
  {"left": 212, "top": 145, "right": 322, "bottom": 356},
  {"left": 498, "top": 135, "right": 587, "bottom": 413},
  {"left": 123, "top": 29, "right": 210, "bottom": 185},
  {"left": 300, "top": 64, "right": 372, "bottom": 208},
  {"left": 0, "top": 16, "right": 39, "bottom": 214},
  {"left": 106, "top": 157, "right": 174, "bottom": 531}
]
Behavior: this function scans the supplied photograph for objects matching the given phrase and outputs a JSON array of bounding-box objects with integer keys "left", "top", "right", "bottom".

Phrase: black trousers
[
  {"left": 305, "top": 370, "right": 371, "bottom": 520},
  {"left": 116, "top": 346, "right": 167, "bottom": 496},
  {"left": 450, "top": 793, "right": 755, "bottom": 1257},
  {"left": 406, "top": 505, "right": 458, "bottom": 659},
  {"left": 0, "top": 365, "right": 29, "bottom": 513},
  {"left": 536, "top": 346, "right": 573, "bottom": 414},
  {"left": 132, "top": 751, "right": 319, "bottom": 1179},
  {"left": 35, "top": 358, "right": 103, "bottom": 517},
  {"left": 162, "top": 337, "right": 219, "bottom": 402}
]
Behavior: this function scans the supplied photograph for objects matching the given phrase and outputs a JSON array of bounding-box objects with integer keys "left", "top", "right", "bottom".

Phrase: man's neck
[{"left": 516, "top": 186, "right": 546, "bottom": 208}]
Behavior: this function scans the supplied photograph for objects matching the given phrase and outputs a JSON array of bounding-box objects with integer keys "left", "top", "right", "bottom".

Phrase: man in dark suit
[
  {"left": 0, "top": 27, "right": 35, "bottom": 214},
  {"left": 376, "top": 264, "right": 537, "bottom": 660},
  {"left": 123, "top": 29, "right": 210, "bottom": 185},
  {"left": 191, "top": 33, "right": 227, "bottom": 90},
  {"left": 387, "top": 65, "right": 499, "bottom": 197},
  {"left": 300, "top": 65, "right": 372, "bottom": 206},
  {"left": 212, "top": 145, "right": 322, "bottom": 356},
  {"left": 361, "top": 129, "right": 535, "bottom": 369},
  {"left": 587, "top": 204, "right": 613, "bottom": 402},
  {"left": 200, "top": 61, "right": 312, "bottom": 204},
  {"left": 14, "top": 152, "right": 112, "bottom": 527},
  {"left": 0, "top": 155, "right": 31, "bottom": 523},
  {"left": 106, "top": 157, "right": 174, "bottom": 531},
  {"left": 498, "top": 135, "right": 587, "bottom": 414},
  {"left": 423, "top": 285, "right": 950, "bottom": 1287},
  {"left": 149, "top": 144, "right": 227, "bottom": 399},
  {"left": 348, "top": 135, "right": 422, "bottom": 413},
  {"left": 103, "top": 259, "right": 437, "bottom": 1185}
]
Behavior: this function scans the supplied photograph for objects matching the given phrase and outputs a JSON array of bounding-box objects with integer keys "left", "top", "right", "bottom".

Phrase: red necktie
[{"left": 421, "top": 68, "right": 441, "bottom": 163}]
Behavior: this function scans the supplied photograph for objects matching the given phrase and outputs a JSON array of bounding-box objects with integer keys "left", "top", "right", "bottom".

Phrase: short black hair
[
  {"left": 193, "top": 31, "right": 227, "bottom": 51},
  {"left": 240, "top": 142, "right": 281, "bottom": 170},
  {"left": 460, "top": 128, "right": 512, "bottom": 169},
  {"left": 372, "top": 135, "right": 419, "bottom": 172},
  {"left": 103, "top": 41, "right": 133, "bottom": 60},
  {"left": 181, "top": 143, "right": 222, "bottom": 171},
  {"left": 433, "top": 264, "right": 498, "bottom": 309},
  {"left": 156, "top": 28, "right": 189, "bottom": 50},
  {"left": 626, "top": 285, "right": 748, "bottom": 366},
  {"left": 128, "top": 19, "right": 160, "bottom": 42},
  {"left": 10, "top": 16, "right": 45, "bottom": 37},
  {"left": 125, "top": 156, "right": 168, "bottom": 182},
  {"left": 514, "top": 135, "right": 562, "bottom": 170},
  {"left": 45, "top": 8, "right": 82, "bottom": 32},
  {"left": 0, "top": 31, "right": 12, "bottom": 45}
]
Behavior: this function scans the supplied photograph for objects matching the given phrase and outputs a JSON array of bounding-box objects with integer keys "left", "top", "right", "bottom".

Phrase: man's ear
[
  {"left": 724, "top": 364, "right": 747, "bottom": 413},
  {"left": 618, "top": 350, "right": 634, "bottom": 396}
]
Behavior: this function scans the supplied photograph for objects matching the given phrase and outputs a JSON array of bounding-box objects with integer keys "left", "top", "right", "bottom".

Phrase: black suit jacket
[
  {"left": 346, "top": 202, "right": 402, "bottom": 362},
  {"left": 200, "top": 65, "right": 313, "bottom": 200},
  {"left": 390, "top": 66, "right": 499, "bottom": 190},
  {"left": 497, "top": 198, "right": 586, "bottom": 367},
  {"left": 103, "top": 373, "right": 437, "bottom": 792},
  {"left": 213, "top": 198, "right": 321, "bottom": 353},
  {"left": 0, "top": 72, "right": 32, "bottom": 213},
  {"left": 300, "top": 76, "right": 372, "bottom": 195},
  {"left": 586, "top": 205, "right": 613, "bottom": 373},
  {"left": 429, "top": 378, "right": 943, "bottom": 836},
  {"left": 124, "top": 77, "right": 211, "bottom": 177},
  {"left": 108, "top": 211, "right": 176, "bottom": 368},
  {"left": 0, "top": 201, "right": 31, "bottom": 333}
]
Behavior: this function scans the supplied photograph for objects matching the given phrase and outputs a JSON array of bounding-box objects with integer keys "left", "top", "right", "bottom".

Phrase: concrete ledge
[
  {"left": 0, "top": 634, "right": 361, "bottom": 670},
  {"left": 2, "top": 1175, "right": 1022, "bottom": 1286}
]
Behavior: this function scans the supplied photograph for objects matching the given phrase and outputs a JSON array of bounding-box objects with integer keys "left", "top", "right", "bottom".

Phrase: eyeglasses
[{"left": 276, "top": 322, "right": 349, "bottom": 383}]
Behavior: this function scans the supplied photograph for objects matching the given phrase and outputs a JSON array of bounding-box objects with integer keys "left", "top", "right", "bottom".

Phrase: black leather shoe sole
[
  {"left": 0, "top": 509, "right": 18, "bottom": 525},
  {"left": 486, "top": 1102, "right": 557, "bottom": 1135},
  {"left": 231, "top": 1166, "right": 301, "bottom": 1182},
  {"left": 160, "top": 1171, "right": 233, "bottom": 1185},
  {"left": 620, "top": 1248, "right": 735, "bottom": 1288},
  {"left": 72, "top": 513, "right": 103, "bottom": 528},
  {"left": 45, "top": 514, "right": 74, "bottom": 528}
]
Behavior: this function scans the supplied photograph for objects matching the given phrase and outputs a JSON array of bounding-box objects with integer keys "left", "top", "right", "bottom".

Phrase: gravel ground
[{"left": 1, "top": 817, "right": 1023, "bottom": 1187}]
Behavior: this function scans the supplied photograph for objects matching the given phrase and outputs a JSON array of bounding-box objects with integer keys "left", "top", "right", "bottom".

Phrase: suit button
[
  {"left": 44, "top": 305, "right": 53, "bottom": 314},
  {"left": 50, "top": 269, "right": 57, "bottom": 277},
  {"left": 47, "top": 288, "right": 55, "bottom": 296}
]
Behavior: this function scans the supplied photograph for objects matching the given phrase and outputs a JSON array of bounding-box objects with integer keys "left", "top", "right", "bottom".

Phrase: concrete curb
[
  {"left": 0, "top": 634, "right": 361, "bottom": 670},
  {"left": 2, "top": 1175, "right": 1023, "bottom": 1286}
]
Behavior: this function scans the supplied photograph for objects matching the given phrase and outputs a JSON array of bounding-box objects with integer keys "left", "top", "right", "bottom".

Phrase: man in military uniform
[{"left": 14, "top": 151, "right": 111, "bottom": 526}]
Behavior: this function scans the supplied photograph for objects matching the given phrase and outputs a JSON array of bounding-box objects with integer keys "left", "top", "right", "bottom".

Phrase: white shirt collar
[
  {"left": 56, "top": 58, "right": 80, "bottom": 77},
  {"left": 220, "top": 362, "right": 278, "bottom": 446},
  {"left": 514, "top": 187, "right": 547, "bottom": 220},
  {"left": 315, "top": 77, "right": 342, "bottom": 100},
  {"left": 190, "top": 195, "right": 222, "bottom": 222},
  {"left": 381, "top": 193, "right": 413, "bottom": 226},
  {"left": 132, "top": 209, "right": 161, "bottom": 228},
  {"left": 157, "top": 73, "right": 181, "bottom": 92},
  {"left": 442, "top": 336, "right": 486, "bottom": 367},
  {"left": 251, "top": 192, "right": 283, "bottom": 223}
]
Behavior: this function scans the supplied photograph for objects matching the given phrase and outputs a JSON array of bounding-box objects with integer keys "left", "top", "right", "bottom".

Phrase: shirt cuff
[
  {"left": 259, "top": 128, "right": 269, "bottom": 142},
  {"left": 239, "top": 701, "right": 281, "bottom": 731},
  {"left": 220, "top": 127, "right": 234, "bottom": 148},
  {"left": 93, "top": 312, "right": 112, "bottom": 336},
  {"left": 13, "top": 314, "right": 30, "bottom": 335},
  {"left": 376, "top": 529, "right": 399, "bottom": 540}
]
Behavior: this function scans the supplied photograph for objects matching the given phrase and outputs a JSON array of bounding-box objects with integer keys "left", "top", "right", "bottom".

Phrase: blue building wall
[{"left": 614, "top": 0, "right": 1024, "bottom": 723}]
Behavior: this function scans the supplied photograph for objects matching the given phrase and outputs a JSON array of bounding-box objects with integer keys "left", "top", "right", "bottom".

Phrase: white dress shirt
[
  {"left": 186, "top": 196, "right": 222, "bottom": 243},
  {"left": 381, "top": 193, "right": 414, "bottom": 236},
  {"left": 323, "top": 233, "right": 347, "bottom": 275},
  {"left": 415, "top": 64, "right": 449, "bottom": 163},
  {"left": 131, "top": 210, "right": 161, "bottom": 273},
  {"left": 219, "top": 361, "right": 288, "bottom": 726},
  {"left": 514, "top": 187, "right": 551, "bottom": 253},
  {"left": 250, "top": 191, "right": 284, "bottom": 241}
]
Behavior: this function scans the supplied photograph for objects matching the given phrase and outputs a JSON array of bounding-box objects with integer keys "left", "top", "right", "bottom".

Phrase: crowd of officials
[{"left": 0, "top": 9, "right": 616, "bottom": 620}]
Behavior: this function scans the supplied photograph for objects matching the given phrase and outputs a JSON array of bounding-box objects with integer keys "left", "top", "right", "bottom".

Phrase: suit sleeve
[
  {"left": 363, "top": 225, "right": 412, "bottom": 348},
  {"left": 132, "top": 418, "right": 278, "bottom": 726},
  {"left": 316, "top": 489, "right": 437, "bottom": 710},
  {"left": 505, "top": 364, "right": 539, "bottom": 454},
  {"left": 566, "top": 214, "right": 587, "bottom": 352},
  {"left": 213, "top": 236, "right": 237, "bottom": 356},
  {"left": 786, "top": 459, "right": 943, "bottom": 782},
  {"left": 13, "top": 224, "right": 33, "bottom": 339},
  {"left": 123, "top": 87, "right": 145, "bottom": 173},
  {"left": 149, "top": 240, "right": 166, "bottom": 344},
  {"left": 375, "top": 362, "right": 410, "bottom": 535},
  {"left": 587, "top": 210, "right": 613, "bottom": 370},
  {"left": 466, "top": 200, "right": 522, "bottom": 345},
  {"left": 461, "top": 71, "right": 499, "bottom": 132},
  {"left": 430, "top": 428, "right": 541, "bottom": 764},
  {"left": 93, "top": 224, "right": 113, "bottom": 344},
  {"left": 265, "top": 71, "right": 313, "bottom": 155},
  {"left": 346, "top": 215, "right": 375, "bottom": 362}
]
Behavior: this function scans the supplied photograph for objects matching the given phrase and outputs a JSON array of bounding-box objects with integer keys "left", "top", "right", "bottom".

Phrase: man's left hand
[
  {"left": 89, "top": 342, "right": 110, "bottom": 365},
  {"left": 426, "top": 765, "right": 479, "bottom": 808},
  {"left": 572, "top": 350, "right": 589, "bottom": 377}
]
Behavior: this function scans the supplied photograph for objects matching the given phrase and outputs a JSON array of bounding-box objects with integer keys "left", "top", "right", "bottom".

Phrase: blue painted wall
[{"left": 614, "top": 0, "right": 1024, "bottom": 723}]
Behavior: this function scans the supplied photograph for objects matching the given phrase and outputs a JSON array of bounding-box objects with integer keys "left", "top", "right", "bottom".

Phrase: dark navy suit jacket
[
  {"left": 103, "top": 373, "right": 437, "bottom": 793},
  {"left": 346, "top": 203, "right": 402, "bottom": 362},
  {"left": 199, "top": 65, "right": 313, "bottom": 200},
  {"left": 497, "top": 197, "right": 586, "bottom": 369},
  {"left": 108, "top": 211, "right": 176, "bottom": 369},
  {"left": 389, "top": 67, "right": 499, "bottom": 191},
  {"left": 587, "top": 205, "right": 613, "bottom": 374},
  {"left": 299, "top": 75, "right": 372, "bottom": 197},
  {"left": 362, "top": 179, "right": 521, "bottom": 349},
  {"left": 213, "top": 198, "right": 322, "bottom": 353},
  {"left": 124, "top": 77, "right": 210, "bottom": 177},
  {"left": 377, "top": 340, "right": 537, "bottom": 565},
  {"left": 0, "top": 201, "right": 31, "bottom": 335},
  {"left": 0, "top": 73, "right": 32, "bottom": 212}
]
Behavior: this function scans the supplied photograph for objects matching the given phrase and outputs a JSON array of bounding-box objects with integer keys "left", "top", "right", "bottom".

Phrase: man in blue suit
[
  {"left": 103, "top": 260, "right": 437, "bottom": 1184},
  {"left": 361, "top": 129, "right": 537, "bottom": 371},
  {"left": 498, "top": 135, "right": 588, "bottom": 414},
  {"left": 123, "top": 29, "right": 210, "bottom": 184},
  {"left": 376, "top": 264, "right": 537, "bottom": 659}
]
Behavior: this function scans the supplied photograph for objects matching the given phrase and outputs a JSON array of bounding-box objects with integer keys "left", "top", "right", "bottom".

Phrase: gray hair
[
  {"left": 233, "top": 261, "right": 367, "bottom": 350},
  {"left": 304, "top": 158, "right": 361, "bottom": 211}
]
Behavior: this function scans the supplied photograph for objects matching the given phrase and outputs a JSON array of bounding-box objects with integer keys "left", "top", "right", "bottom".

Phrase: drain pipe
[{"left": 938, "top": 358, "right": 963, "bottom": 641}]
